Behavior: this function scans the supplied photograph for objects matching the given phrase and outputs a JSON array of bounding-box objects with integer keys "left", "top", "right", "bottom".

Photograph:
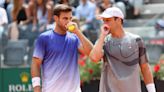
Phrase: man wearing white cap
[{"left": 89, "top": 7, "right": 156, "bottom": 92}]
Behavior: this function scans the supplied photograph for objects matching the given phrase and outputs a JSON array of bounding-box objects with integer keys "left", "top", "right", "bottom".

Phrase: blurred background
[{"left": 0, "top": 0, "right": 164, "bottom": 92}]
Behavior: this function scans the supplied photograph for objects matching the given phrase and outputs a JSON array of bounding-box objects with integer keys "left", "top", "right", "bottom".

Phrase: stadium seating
[{"left": 3, "top": 40, "right": 28, "bottom": 66}]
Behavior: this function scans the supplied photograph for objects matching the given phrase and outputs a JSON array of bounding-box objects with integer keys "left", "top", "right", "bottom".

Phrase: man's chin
[{"left": 60, "top": 27, "right": 67, "bottom": 32}]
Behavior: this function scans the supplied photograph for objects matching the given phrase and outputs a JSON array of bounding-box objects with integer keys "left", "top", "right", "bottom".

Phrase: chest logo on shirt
[{"left": 106, "top": 41, "right": 138, "bottom": 58}]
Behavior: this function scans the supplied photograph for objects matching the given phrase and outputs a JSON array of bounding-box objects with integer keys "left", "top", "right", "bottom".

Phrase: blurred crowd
[{"left": 0, "top": 0, "right": 148, "bottom": 46}]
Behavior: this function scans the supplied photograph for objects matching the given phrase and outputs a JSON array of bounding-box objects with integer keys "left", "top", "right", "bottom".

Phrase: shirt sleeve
[
  {"left": 33, "top": 35, "right": 46, "bottom": 60},
  {"left": 136, "top": 37, "right": 148, "bottom": 64},
  {"left": 75, "top": 35, "right": 81, "bottom": 49}
]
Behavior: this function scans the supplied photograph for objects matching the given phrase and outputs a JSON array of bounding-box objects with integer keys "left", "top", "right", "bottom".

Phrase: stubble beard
[{"left": 58, "top": 22, "right": 67, "bottom": 32}]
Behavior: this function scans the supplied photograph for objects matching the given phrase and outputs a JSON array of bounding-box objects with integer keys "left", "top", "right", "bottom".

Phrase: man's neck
[
  {"left": 111, "top": 28, "right": 125, "bottom": 39},
  {"left": 54, "top": 26, "right": 67, "bottom": 35}
]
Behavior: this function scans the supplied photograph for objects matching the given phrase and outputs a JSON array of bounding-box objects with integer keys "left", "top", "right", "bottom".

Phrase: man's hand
[
  {"left": 66, "top": 22, "right": 79, "bottom": 33},
  {"left": 100, "top": 24, "right": 110, "bottom": 37},
  {"left": 89, "top": 24, "right": 109, "bottom": 62}
]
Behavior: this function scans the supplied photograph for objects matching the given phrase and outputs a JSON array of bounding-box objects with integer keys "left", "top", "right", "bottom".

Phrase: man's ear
[
  {"left": 54, "top": 15, "right": 58, "bottom": 22},
  {"left": 117, "top": 18, "right": 122, "bottom": 24}
]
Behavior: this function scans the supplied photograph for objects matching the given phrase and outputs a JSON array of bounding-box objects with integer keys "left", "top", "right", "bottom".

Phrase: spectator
[
  {"left": 97, "top": 0, "right": 113, "bottom": 13},
  {"left": 9, "top": 0, "right": 31, "bottom": 40},
  {"left": 35, "top": 0, "right": 53, "bottom": 32},
  {"left": 127, "top": 0, "right": 143, "bottom": 18},
  {"left": 75, "top": 0, "right": 97, "bottom": 41},
  {"left": 70, "top": 0, "right": 79, "bottom": 8},
  {"left": 113, "top": 0, "right": 143, "bottom": 19},
  {"left": 0, "top": 7, "right": 8, "bottom": 38},
  {"left": 11, "top": 0, "right": 31, "bottom": 25},
  {"left": 6, "top": 0, "right": 13, "bottom": 23},
  {"left": 96, "top": 0, "right": 113, "bottom": 19},
  {"left": 36, "top": 0, "right": 53, "bottom": 25},
  {"left": 0, "top": 7, "right": 8, "bottom": 26},
  {"left": 28, "top": 0, "right": 37, "bottom": 29},
  {"left": 155, "top": 16, "right": 164, "bottom": 35}
]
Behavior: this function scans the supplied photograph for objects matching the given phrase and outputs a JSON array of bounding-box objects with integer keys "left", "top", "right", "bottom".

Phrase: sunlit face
[
  {"left": 102, "top": 17, "right": 121, "bottom": 32},
  {"left": 102, "top": 18, "right": 113, "bottom": 30},
  {"left": 55, "top": 11, "right": 72, "bottom": 31}
]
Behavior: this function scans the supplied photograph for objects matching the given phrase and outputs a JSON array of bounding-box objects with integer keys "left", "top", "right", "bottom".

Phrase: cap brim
[{"left": 98, "top": 13, "right": 113, "bottom": 19}]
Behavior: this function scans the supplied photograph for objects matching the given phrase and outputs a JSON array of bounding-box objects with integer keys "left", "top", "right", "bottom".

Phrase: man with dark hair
[
  {"left": 31, "top": 4, "right": 93, "bottom": 92},
  {"left": 89, "top": 7, "right": 156, "bottom": 92}
]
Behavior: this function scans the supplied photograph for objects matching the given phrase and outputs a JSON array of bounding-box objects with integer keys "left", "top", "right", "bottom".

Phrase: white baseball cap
[{"left": 99, "top": 7, "right": 124, "bottom": 19}]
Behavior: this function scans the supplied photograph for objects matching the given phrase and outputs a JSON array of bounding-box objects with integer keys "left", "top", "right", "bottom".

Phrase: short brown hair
[{"left": 53, "top": 4, "right": 72, "bottom": 16}]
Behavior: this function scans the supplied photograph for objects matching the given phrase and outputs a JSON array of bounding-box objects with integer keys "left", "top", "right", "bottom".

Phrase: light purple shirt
[{"left": 33, "top": 30, "right": 81, "bottom": 92}]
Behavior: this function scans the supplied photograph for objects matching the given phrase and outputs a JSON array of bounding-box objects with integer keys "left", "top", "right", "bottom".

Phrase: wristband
[
  {"left": 146, "top": 83, "right": 156, "bottom": 92},
  {"left": 32, "top": 77, "right": 41, "bottom": 88}
]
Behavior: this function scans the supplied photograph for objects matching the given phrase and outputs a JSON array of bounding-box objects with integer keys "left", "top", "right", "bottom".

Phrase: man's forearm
[
  {"left": 31, "top": 60, "right": 41, "bottom": 77},
  {"left": 140, "top": 63, "right": 156, "bottom": 92},
  {"left": 140, "top": 63, "right": 154, "bottom": 84},
  {"left": 76, "top": 31, "right": 93, "bottom": 55},
  {"left": 31, "top": 58, "right": 42, "bottom": 92},
  {"left": 89, "top": 34, "right": 106, "bottom": 62}
]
